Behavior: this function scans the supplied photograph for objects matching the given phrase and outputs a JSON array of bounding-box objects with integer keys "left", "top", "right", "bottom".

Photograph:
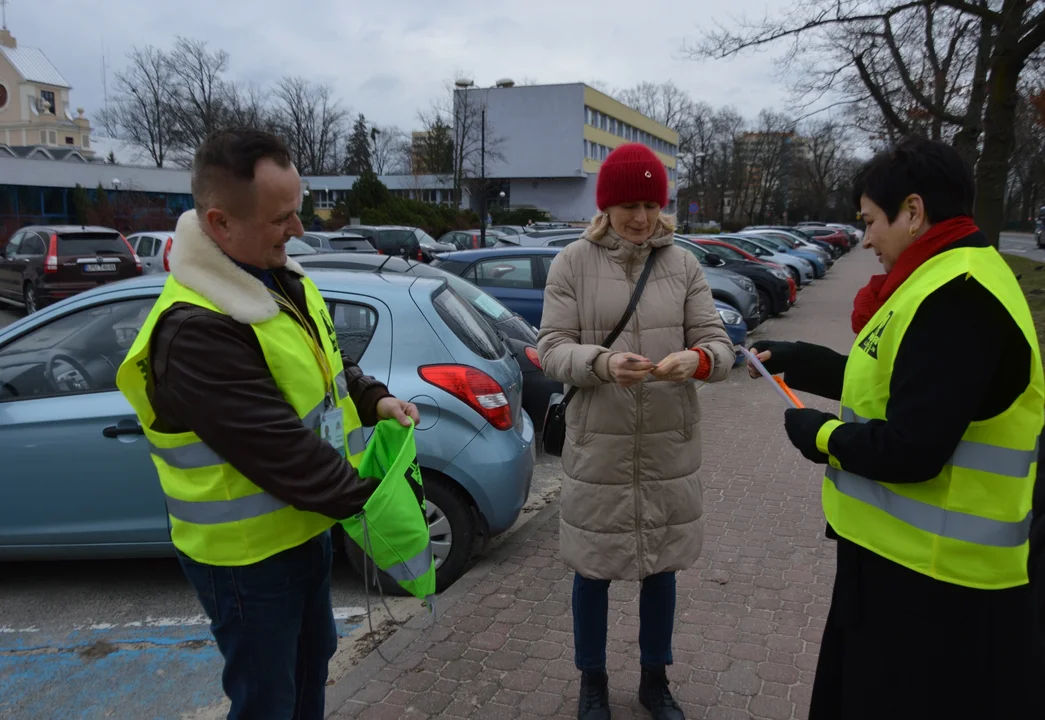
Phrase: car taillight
[
  {"left": 418, "top": 249, "right": 424, "bottom": 261},
  {"left": 120, "top": 234, "right": 142, "bottom": 273},
  {"left": 163, "top": 237, "right": 173, "bottom": 272},
  {"left": 524, "top": 346, "right": 542, "bottom": 369},
  {"left": 44, "top": 233, "right": 58, "bottom": 273},
  {"left": 419, "top": 364, "right": 513, "bottom": 431}
]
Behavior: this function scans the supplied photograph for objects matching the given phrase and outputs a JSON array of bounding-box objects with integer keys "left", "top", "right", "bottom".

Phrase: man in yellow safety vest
[{"left": 115, "top": 129, "right": 418, "bottom": 719}]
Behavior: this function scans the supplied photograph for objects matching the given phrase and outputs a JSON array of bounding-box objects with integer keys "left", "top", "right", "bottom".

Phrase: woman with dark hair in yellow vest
[{"left": 748, "top": 136, "right": 1045, "bottom": 719}]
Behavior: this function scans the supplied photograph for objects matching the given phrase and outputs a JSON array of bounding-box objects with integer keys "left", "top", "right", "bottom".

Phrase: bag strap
[{"left": 561, "top": 247, "right": 659, "bottom": 406}]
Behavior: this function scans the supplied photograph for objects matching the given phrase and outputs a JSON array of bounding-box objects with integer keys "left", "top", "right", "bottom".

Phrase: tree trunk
[{"left": 976, "top": 53, "right": 1025, "bottom": 247}]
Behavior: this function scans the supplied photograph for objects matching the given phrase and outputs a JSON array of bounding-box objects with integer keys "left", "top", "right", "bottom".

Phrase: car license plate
[{"left": 84, "top": 263, "right": 116, "bottom": 272}]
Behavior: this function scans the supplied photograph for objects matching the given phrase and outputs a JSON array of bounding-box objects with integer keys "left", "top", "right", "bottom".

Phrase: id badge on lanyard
[{"left": 320, "top": 396, "right": 345, "bottom": 458}]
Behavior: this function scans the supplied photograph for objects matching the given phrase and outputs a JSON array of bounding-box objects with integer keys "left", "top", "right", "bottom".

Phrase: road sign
[{"left": 689, "top": 202, "right": 699, "bottom": 214}]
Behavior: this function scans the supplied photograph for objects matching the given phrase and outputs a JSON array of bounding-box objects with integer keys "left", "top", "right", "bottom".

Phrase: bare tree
[
  {"left": 270, "top": 77, "right": 347, "bottom": 175},
  {"left": 686, "top": 0, "right": 1045, "bottom": 246},
  {"left": 167, "top": 37, "right": 233, "bottom": 153},
  {"left": 371, "top": 125, "right": 409, "bottom": 174},
  {"left": 796, "top": 120, "right": 849, "bottom": 219},
  {"left": 224, "top": 82, "right": 272, "bottom": 131},
  {"left": 110, "top": 46, "right": 178, "bottom": 167}
]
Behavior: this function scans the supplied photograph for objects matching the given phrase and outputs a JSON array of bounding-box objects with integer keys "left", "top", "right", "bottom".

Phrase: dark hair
[
  {"left": 191, "top": 128, "right": 293, "bottom": 213},
  {"left": 851, "top": 136, "right": 974, "bottom": 224}
]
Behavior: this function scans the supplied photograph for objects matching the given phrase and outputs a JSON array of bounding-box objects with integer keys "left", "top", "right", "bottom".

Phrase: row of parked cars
[{"left": 0, "top": 218, "right": 858, "bottom": 593}]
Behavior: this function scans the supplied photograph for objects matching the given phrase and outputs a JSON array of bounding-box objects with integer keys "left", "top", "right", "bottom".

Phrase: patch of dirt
[{"left": 77, "top": 640, "right": 119, "bottom": 660}]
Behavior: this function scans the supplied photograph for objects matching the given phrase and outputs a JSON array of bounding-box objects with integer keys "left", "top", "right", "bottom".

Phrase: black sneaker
[
  {"left": 638, "top": 665, "right": 684, "bottom": 720},
  {"left": 578, "top": 669, "right": 611, "bottom": 720}
]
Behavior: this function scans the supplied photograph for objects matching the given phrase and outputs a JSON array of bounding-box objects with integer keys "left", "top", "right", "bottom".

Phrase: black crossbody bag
[{"left": 542, "top": 248, "right": 659, "bottom": 457}]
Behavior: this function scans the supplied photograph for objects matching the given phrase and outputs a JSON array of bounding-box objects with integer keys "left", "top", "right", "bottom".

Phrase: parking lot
[{"left": 0, "top": 284, "right": 565, "bottom": 719}]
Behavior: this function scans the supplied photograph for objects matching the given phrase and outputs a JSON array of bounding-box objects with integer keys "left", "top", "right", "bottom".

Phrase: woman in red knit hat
[{"left": 537, "top": 143, "right": 735, "bottom": 720}]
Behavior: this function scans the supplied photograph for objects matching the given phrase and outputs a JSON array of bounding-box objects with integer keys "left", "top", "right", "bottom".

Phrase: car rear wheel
[
  {"left": 342, "top": 471, "right": 476, "bottom": 596},
  {"left": 787, "top": 267, "right": 802, "bottom": 287},
  {"left": 22, "top": 282, "right": 37, "bottom": 315},
  {"left": 757, "top": 288, "right": 772, "bottom": 321}
]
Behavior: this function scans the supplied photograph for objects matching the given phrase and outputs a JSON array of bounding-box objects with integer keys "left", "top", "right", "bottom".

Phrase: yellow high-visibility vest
[
  {"left": 116, "top": 273, "right": 365, "bottom": 566},
  {"left": 819, "top": 246, "right": 1044, "bottom": 589}
]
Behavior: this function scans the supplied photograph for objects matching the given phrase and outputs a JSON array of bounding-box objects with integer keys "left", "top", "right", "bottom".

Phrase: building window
[
  {"left": 609, "top": 118, "right": 617, "bottom": 136},
  {"left": 65, "top": 136, "right": 75, "bottom": 145},
  {"left": 40, "top": 90, "right": 56, "bottom": 114},
  {"left": 0, "top": 83, "right": 8, "bottom": 111},
  {"left": 600, "top": 114, "right": 608, "bottom": 132},
  {"left": 585, "top": 107, "right": 593, "bottom": 125},
  {"left": 82, "top": 135, "right": 90, "bottom": 148}
]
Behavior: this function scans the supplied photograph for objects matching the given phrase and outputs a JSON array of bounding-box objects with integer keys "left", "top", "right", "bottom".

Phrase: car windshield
[
  {"left": 57, "top": 232, "right": 127, "bottom": 255},
  {"left": 328, "top": 238, "right": 372, "bottom": 251},
  {"left": 431, "top": 286, "right": 504, "bottom": 360},
  {"left": 409, "top": 264, "right": 514, "bottom": 322},
  {"left": 708, "top": 244, "right": 746, "bottom": 261},
  {"left": 750, "top": 234, "right": 790, "bottom": 250},
  {"left": 285, "top": 238, "right": 316, "bottom": 255},
  {"left": 377, "top": 229, "right": 415, "bottom": 245}
]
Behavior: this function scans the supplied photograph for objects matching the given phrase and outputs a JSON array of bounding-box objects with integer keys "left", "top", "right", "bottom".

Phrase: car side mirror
[{"left": 707, "top": 254, "right": 725, "bottom": 267}]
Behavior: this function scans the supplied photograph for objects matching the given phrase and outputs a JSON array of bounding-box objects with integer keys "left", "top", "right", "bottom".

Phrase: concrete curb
[{"left": 324, "top": 497, "right": 562, "bottom": 716}]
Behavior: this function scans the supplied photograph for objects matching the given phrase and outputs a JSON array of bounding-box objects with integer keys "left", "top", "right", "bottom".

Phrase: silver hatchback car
[{"left": 0, "top": 270, "right": 535, "bottom": 593}]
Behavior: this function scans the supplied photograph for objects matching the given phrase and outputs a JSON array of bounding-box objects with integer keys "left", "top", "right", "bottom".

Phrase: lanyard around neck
[{"left": 269, "top": 277, "right": 334, "bottom": 395}]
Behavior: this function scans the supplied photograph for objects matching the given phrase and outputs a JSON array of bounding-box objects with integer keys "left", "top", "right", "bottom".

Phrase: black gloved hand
[
  {"left": 784, "top": 407, "right": 837, "bottom": 464},
  {"left": 748, "top": 340, "right": 801, "bottom": 377}
]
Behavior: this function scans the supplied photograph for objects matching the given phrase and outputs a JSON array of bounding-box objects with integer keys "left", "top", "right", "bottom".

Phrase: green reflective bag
[{"left": 340, "top": 420, "right": 435, "bottom": 603}]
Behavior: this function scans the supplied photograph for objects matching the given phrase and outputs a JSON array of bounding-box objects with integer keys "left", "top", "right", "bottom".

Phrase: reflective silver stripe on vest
[
  {"left": 152, "top": 398, "right": 330, "bottom": 470},
  {"left": 335, "top": 370, "right": 347, "bottom": 399},
  {"left": 348, "top": 428, "right": 366, "bottom": 456},
  {"left": 383, "top": 543, "right": 434, "bottom": 583},
  {"left": 165, "top": 491, "right": 288, "bottom": 525},
  {"left": 825, "top": 466, "right": 1032, "bottom": 547},
  {"left": 840, "top": 407, "right": 1038, "bottom": 478}
]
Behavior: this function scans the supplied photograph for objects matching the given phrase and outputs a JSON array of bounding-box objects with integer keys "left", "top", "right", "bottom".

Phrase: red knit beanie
[{"left": 596, "top": 143, "right": 669, "bottom": 211}]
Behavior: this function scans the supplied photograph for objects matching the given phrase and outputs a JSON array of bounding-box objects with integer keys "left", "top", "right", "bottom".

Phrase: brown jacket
[
  {"left": 537, "top": 228, "right": 734, "bottom": 580},
  {"left": 148, "top": 212, "right": 389, "bottom": 521}
]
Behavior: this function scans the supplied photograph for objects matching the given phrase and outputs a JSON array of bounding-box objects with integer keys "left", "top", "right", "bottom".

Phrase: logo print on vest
[
  {"left": 858, "top": 311, "right": 893, "bottom": 359},
  {"left": 320, "top": 311, "right": 338, "bottom": 350},
  {"left": 404, "top": 459, "right": 426, "bottom": 514}
]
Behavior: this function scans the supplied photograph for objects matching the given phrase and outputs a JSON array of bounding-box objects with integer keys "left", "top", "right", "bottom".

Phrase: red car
[
  {"left": 696, "top": 238, "right": 797, "bottom": 304},
  {"left": 799, "top": 227, "right": 850, "bottom": 253}
]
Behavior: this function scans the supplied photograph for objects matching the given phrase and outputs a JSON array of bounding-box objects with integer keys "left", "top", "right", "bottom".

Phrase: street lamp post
[
  {"left": 480, "top": 106, "right": 487, "bottom": 248},
  {"left": 111, "top": 178, "right": 122, "bottom": 231}
]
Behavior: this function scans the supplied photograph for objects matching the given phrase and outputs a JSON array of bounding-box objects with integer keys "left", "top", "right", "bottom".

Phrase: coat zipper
[{"left": 627, "top": 254, "right": 645, "bottom": 576}]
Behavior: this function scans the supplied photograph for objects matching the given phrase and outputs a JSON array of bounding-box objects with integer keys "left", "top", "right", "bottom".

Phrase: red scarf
[{"left": 851, "top": 216, "right": 979, "bottom": 334}]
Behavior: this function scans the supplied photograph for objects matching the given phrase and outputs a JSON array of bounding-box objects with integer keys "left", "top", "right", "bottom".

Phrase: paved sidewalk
[{"left": 328, "top": 248, "right": 881, "bottom": 720}]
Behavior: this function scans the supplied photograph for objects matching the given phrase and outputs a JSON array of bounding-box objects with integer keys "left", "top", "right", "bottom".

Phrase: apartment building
[{"left": 453, "top": 82, "right": 679, "bottom": 222}]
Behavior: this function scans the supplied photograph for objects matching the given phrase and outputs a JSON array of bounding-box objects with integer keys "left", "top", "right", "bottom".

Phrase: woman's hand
[
  {"left": 651, "top": 350, "right": 702, "bottom": 382},
  {"left": 608, "top": 352, "right": 654, "bottom": 387},
  {"left": 746, "top": 341, "right": 798, "bottom": 379}
]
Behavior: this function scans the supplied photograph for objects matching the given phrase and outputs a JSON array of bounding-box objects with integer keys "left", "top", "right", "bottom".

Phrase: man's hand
[
  {"left": 608, "top": 352, "right": 654, "bottom": 387},
  {"left": 784, "top": 407, "right": 837, "bottom": 464},
  {"left": 651, "top": 350, "right": 702, "bottom": 382},
  {"left": 376, "top": 397, "right": 420, "bottom": 427}
]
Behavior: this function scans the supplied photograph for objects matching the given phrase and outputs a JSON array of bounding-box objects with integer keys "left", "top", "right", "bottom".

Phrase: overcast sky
[{"left": 20, "top": 0, "right": 792, "bottom": 133}]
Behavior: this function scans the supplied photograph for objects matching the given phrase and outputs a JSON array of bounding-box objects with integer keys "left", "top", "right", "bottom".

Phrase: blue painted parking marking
[{"left": 0, "top": 613, "right": 365, "bottom": 719}]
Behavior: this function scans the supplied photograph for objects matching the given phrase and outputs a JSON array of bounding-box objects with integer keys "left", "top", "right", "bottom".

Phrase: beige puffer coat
[{"left": 537, "top": 228, "right": 734, "bottom": 581}]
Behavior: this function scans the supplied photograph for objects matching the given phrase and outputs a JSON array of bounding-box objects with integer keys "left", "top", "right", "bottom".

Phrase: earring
[{"left": 909, "top": 225, "right": 917, "bottom": 237}]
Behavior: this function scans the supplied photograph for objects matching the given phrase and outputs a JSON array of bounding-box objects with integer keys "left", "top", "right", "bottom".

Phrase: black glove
[
  {"left": 749, "top": 340, "right": 801, "bottom": 376},
  {"left": 784, "top": 407, "right": 838, "bottom": 464}
]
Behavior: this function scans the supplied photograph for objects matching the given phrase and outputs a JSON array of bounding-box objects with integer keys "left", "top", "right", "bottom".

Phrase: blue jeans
[
  {"left": 177, "top": 531, "right": 337, "bottom": 720},
  {"left": 572, "top": 571, "right": 676, "bottom": 671}
]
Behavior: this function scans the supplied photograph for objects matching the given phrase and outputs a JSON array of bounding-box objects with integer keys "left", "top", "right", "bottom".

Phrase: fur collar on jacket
[{"left": 167, "top": 210, "right": 306, "bottom": 325}]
